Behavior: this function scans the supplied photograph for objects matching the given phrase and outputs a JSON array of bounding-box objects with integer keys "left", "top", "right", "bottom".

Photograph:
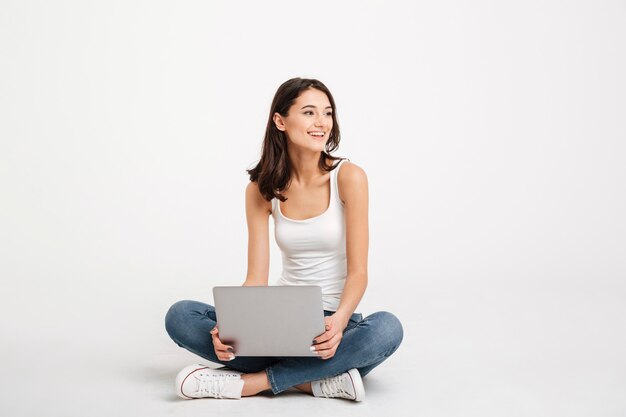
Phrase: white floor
[
  {"left": 1, "top": 336, "right": 411, "bottom": 417},
  {"left": 2, "top": 281, "right": 624, "bottom": 417}
]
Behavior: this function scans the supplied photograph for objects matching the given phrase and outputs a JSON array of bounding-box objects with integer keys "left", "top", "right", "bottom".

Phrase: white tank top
[{"left": 271, "top": 158, "right": 350, "bottom": 311}]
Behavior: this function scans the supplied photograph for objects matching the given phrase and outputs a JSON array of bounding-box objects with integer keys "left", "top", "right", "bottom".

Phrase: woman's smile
[{"left": 308, "top": 131, "right": 326, "bottom": 140}]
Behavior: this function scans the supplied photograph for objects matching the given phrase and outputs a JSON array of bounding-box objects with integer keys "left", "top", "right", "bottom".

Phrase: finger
[
  {"left": 215, "top": 344, "right": 234, "bottom": 354},
  {"left": 321, "top": 340, "right": 339, "bottom": 356},
  {"left": 318, "top": 348, "right": 336, "bottom": 360},
  {"left": 312, "top": 330, "right": 335, "bottom": 345},
  {"left": 316, "top": 332, "right": 342, "bottom": 349},
  {"left": 214, "top": 340, "right": 234, "bottom": 353},
  {"left": 217, "top": 352, "right": 236, "bottom": 361},
  {"left": 313, "top": 317, "right": 337, "bottom": 344},
  {"left": 324, "top": 333, "right": 343, "bottom": 351},
  {"left": 214, "top": 344, "right": 235, "bottom": 361},
  {"left": 313, "top": 330, "right": 341, "bottom": 349},
  {"left": 212, "top": 335, "right": 233, "bottom": 352},
  {"left": 218, "top": 350, "right": 235, "bottom": 360},
  {"left": 313, "top": 332, "right": 342, "bottom": 353},
  {"left": 214, "top": 343, "right": 233, "bottom": 359},
  {"left": 212, "top": 333, "right": 224, "bottom": 346}
]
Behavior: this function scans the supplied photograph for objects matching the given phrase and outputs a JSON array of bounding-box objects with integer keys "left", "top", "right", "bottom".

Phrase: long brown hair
[{"left": 246, "top": 77, "right": 348, "bottom": 202}]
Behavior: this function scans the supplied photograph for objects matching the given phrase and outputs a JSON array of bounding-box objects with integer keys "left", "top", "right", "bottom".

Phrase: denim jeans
[{"left": 165, "top": 300, "right": 404, "bottom": 394}]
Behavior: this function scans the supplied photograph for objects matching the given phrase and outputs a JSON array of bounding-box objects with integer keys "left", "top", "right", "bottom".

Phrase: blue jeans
[{"left": 165, "top": 300, "right": 404, "bottom": 394}]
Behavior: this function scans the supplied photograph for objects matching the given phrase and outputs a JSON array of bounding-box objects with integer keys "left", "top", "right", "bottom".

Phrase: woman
[{"left": 165, "top": 77, "right": 403, "bottom": 401}]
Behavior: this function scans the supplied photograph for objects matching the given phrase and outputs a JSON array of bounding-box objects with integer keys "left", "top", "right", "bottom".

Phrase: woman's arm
[
  {"left": 208, "top": 182, "right": 268, "bottom": 361},
  {"left": 334, "top": 162, "right": 369, "bottom": 328},
  {"left": 311, "top": 162, "right": 370, "bottom": 360},
  {"left": 242, "top": 181, "right": 271, "bottom": 286}
]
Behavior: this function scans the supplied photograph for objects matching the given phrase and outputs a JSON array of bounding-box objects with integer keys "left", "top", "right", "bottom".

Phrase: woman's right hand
[{"left": 210, "top": 325, "right": 235, "bottom": 361}]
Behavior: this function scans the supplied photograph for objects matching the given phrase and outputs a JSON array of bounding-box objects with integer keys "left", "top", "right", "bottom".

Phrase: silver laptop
[{"left": 212, "top": 285, "right": 326, "bottom": 357}]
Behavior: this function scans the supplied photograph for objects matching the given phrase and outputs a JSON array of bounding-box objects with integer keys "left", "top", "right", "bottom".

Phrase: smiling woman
[{"left": 164, "top": 77, "right": 404, "bottom": 402}]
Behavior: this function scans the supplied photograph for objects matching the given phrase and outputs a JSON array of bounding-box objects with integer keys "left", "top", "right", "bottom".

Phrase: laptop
[{"left": 212, "top": 285, "right": 326, "bottom": 356}]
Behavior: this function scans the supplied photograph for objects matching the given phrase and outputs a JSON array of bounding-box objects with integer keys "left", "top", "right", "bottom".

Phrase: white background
[{"left": 1, "top": 1, "right": 625, "bottom": 416}]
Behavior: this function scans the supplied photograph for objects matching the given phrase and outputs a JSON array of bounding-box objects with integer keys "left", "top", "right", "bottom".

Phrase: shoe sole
[{"left": 347, "top": 368, "right": 365, "bottom": 402}]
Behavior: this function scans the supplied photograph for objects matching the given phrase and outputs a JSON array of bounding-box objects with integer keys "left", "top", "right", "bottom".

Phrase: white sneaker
[
  {"left": 311, "top": 368, "right": 365, "bottom": 401},
  {"left": 175, "top": 364, "right": 245, "bottom": 399}
]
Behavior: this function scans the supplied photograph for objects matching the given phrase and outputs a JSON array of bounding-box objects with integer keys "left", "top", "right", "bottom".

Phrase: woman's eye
[{"left": 304, "top": 111, "right": 333, "bottom": 116}]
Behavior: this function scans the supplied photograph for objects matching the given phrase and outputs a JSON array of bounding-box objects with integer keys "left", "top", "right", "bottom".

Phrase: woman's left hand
[{"left": 311, "top": 313, "right": 350, "bottom": 360}]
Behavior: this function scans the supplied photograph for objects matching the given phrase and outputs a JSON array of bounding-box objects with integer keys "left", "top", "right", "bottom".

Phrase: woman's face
[{"left": 274, "top": 88, "right": 333, "bottom": 153}]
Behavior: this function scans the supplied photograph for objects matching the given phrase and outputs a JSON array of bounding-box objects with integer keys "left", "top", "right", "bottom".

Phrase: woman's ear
[{"left": 273, "top": 112, "right": 285, "bottom": 131}]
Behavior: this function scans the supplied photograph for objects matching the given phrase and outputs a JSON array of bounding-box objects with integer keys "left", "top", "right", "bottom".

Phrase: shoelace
[
  {"left": 319, "top": 375, "right": 352, "bottom": 399},
  {"left": 193, "top": 374, "right": 236, "bottom": 398}
]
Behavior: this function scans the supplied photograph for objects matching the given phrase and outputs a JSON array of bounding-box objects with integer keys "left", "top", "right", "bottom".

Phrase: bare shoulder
[
  {"left": 246, "top": 181, "right": 272, "bottom": 215},
  {"left": 338, "top": 160, "right": 368, "bottom": 186},
  {"left": 337, "top": 161, "right": 368, "bottom": 205}
]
